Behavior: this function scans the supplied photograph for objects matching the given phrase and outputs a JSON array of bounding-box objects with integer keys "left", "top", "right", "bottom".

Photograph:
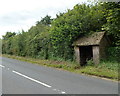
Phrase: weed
[
  {"left": 87, "top": 59, "right": 94, "bottom": 66},
  {"left": 2, "top": 54, "right": 119, "bottom": 81}
]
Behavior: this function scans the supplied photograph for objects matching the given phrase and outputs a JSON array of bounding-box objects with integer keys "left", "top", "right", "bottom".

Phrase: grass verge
[{"left": 2, "top": 54, "right": 119, "bottom": 81}]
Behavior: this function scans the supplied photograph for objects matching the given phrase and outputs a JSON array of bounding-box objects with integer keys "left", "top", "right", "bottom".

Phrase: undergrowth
[{"left": 2, "top": 54, "right": 119, "bottom": 81}]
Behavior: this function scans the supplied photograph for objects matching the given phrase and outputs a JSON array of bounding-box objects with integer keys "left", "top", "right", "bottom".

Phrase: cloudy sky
[{"left": 0, "top": 0, "right": 88, "bottom": 38}]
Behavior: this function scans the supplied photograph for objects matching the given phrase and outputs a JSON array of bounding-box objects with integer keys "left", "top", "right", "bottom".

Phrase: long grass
[{"left": 2, "top": 54, "right": 119, "bottom": 81}]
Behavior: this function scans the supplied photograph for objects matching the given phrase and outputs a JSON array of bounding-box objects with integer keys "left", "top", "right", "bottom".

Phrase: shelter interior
[{"left": 79, "top": 46, "right": 93, "bottom": 66}]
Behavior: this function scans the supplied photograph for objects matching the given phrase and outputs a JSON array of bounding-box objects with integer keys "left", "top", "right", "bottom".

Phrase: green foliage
[
  {"left": 2, "top": 2, "right": 119, "bottom": 63},
  {"left": 2, "top": 17, "right": 51, "bottom": 59},
  {"left": 78, "top": 65, "right": 118, "bottom": 80},
  {"left": 24, "top": 24, "right": 50, "bottom": 58},
  {"left": 2, "top": 32, "right": 16, "bottom": 40},
  {"left": 50, "top": 3, "right": 106, "bottom": 60},
  {"left": 36, "top": 15, "right": 53, "bottom": 26},
  {"left": 98, "top": 61, "right": 118, "bottom": 71},
  {"left": 106, "top": 46, "right": 120, "bottom": 62},
  {"left": 3, "top": 54, "right": 118, "bottom": 80},
  {"left": 102, "top": 2, "right": 120, "bottom": 46},
  {"left": 2, "top": 2, "right": 119, "bottom": 80},
  {"left": 87, "top": 59, "right": 94, "bottom": 66}
]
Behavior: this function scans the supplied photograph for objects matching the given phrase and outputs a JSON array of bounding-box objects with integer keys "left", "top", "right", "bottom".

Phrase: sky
[{"left": 0, "top": 0, "right": 88, "bottom": 38}]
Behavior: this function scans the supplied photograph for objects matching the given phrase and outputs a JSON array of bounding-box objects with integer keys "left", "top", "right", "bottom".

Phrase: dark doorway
[{"left": 80, "top": 46, "right": 93, "bottom": 66}]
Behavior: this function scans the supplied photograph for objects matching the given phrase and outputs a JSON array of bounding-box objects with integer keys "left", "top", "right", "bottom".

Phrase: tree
[
  {"left": 2, "top": 2, "right": 119, "bottom": 62},
  {"left": 102, "top": 2, "right": 120, "bottom": 46},
  {"left": 3, "top": 32, "right": 16, "bottom": 40},
  {"left": 50, "top": 3, "right": 106, "bottom": 60},
  {"left": 36, "top": 15, "right": 53, "bottom": 26}
]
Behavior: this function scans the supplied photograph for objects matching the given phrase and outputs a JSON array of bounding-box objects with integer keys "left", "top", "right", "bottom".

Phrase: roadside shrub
[
  {"left": 87, "top": 59, "right": 94, "bottom": 66},
  {"left": 106, "top": 47, "right": 120, "bottom": 62}
]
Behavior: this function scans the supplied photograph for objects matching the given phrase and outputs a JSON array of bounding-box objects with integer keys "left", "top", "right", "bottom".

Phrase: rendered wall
[
  {"left": 74, "top": 46, "right": 80, "bottom": 64},
  {"left": 93, "top": 46, "right": 100, "bottom": 64}
]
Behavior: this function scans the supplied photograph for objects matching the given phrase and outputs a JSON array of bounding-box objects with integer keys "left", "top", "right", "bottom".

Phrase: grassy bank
[{"left": 2, "top": 54, "right": 119, "bottom": 81}]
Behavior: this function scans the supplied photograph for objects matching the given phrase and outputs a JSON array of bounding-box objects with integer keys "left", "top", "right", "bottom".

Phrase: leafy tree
[
  {"left": 3, "top": 32, "right": 16, "bottom": 40},
  {"left": 2, "top": 32, "right": 16, "bottom": 54},
  {"left": 101, "top": 2, "right": 120, "bottom": 62},
  {"left": 36, "top": 15, "right": 53, "bottom": 26},
  {"left": 50, "top": 3, "right": 106, "bottom": 60},
  {"left": 102, "top": 2, "right": 120, "bottom": 46},
  {"left": 2, "top": 2, "right": 119, "bottom": 62}
]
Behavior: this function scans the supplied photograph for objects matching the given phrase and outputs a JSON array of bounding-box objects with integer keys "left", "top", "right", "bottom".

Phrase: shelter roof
[{"left": 73, "top": 32, "right": 106, "bottom": 46}]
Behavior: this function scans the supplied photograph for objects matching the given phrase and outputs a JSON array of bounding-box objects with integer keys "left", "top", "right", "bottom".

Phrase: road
[{"left": 0, "top": 57, "right": 118, "bottom": 94}]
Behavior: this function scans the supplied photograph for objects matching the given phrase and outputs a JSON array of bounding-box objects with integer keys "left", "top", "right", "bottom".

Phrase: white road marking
[
  {"left": 53, "top": 89, "right": 57, "bottom": 91},
  {"left": 61, "top": 91, "right": 66, "bottom": 94},
  {"left": 12, "top": 70, "right": 52, "bottom": 88},
  {"left": 0, "top": 65, "right": 5, "bottom": 68},
  {"left": 4, "top": 68, "right": 66, "bottom": 94},
  {"left": 52, "top": 88, "right": 66, "bottom": 94}
]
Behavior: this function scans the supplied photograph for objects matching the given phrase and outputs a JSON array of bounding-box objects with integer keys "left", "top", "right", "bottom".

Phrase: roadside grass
[
  {"left": 2, "top": 54, "right": 119, "bottom": 81},
  {"left": 74, "top": 66, "right": 118, "bottom": 80}
]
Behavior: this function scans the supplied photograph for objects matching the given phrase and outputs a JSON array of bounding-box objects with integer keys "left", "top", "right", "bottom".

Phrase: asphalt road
[{"left": 1, "top": 57, "right": 118, "bottom": 94}]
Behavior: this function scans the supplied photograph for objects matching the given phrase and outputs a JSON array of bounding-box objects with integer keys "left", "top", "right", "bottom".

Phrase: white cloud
[{"left": 0, "top": 0, "right": 87, "bottom": 38}]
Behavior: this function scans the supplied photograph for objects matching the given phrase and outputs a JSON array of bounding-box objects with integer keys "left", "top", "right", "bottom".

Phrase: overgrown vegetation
[
  {"left": 3, "top": 54, "right": 118, "bottom": 80},
  {"left": 1, "top": 2, "right": 119, "bottom": 80}
]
